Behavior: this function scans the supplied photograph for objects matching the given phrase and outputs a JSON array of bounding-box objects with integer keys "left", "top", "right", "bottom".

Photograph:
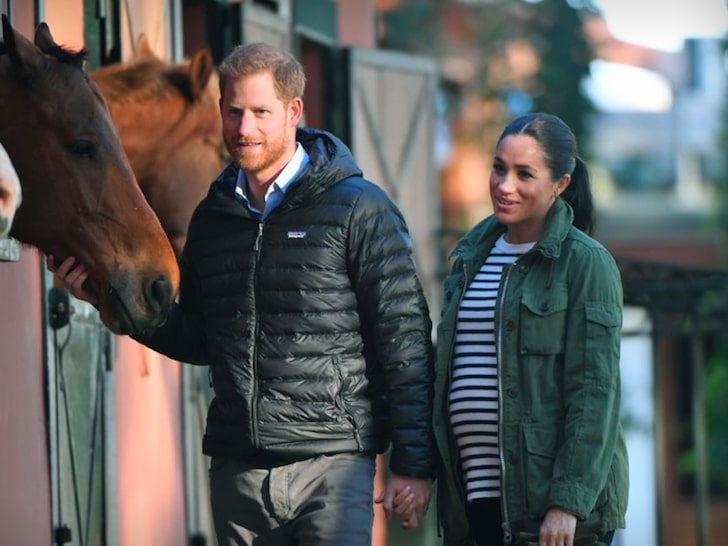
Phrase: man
[{"left": 50, "top": 42, "right": 433, "bottom": 545}]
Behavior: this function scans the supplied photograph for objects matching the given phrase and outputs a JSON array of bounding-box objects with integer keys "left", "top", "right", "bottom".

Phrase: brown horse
[
  {"left": 0, "top": 142, "right": 21, "bottom": 238},
  {"left": 0, "top": 15, "right": 179, "bottom": 335},
  {"left": 91, "top": 37, "right": 225, "bottom": 260}
]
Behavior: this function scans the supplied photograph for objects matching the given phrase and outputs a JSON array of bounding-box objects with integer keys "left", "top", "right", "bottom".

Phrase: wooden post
[{"left": 691, "top": 331, "right": 709, "bottom": 546}]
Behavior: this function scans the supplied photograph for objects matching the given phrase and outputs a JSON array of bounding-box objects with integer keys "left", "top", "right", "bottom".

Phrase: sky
[
  {"left": 595, "top": 0, "right": 728, "bottom": 52},
  {"left": 585, "top": 0, "right": 728, "bottom": 112}
]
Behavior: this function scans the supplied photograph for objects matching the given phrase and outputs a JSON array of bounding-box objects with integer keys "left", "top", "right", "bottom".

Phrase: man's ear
[{"left": 290, "top": 97, "right": 304, "bottom": 126}]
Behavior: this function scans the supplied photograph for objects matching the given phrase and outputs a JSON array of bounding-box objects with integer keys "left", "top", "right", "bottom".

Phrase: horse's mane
[
  {"left": 39, "top": 44, "right": 88, "bottom": 68},
  {"left": 95, "top": 59, "right": 198, "bottom": 104},
  {"left": 0, "top": 40, "right": 87, "bottom": 70}
]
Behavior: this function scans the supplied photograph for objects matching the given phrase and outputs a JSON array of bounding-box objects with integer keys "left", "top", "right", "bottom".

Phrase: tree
[{"left": 525, "top": 0, "right": 595, "bottom": 150}]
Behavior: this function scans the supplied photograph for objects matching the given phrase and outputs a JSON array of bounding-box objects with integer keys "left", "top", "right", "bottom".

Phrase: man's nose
[{"left": 237, "top": 111, "right": 254, "bottom": 134}]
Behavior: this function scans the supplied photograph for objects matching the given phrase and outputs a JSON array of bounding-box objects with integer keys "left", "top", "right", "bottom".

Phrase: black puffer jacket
[{"left": 142, "top": 128, "right": 434, "bottom": 478}]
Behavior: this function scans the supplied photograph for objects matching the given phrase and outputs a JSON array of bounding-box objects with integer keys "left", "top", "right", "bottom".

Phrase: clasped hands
[{"left": 375, "top": 473, "right": 431, "bottom": 531}]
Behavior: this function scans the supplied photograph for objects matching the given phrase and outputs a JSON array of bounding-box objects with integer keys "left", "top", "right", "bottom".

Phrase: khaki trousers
[{"left": 209, "top": 452, "right": 376, "bottom": 546}]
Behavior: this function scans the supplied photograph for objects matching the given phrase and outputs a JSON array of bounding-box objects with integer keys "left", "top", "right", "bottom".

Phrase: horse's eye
[{"left": 68, "top": 139, "right": 97, "bottom": 159}]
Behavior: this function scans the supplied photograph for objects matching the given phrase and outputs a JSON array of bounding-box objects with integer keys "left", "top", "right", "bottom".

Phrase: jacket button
[
  {"left": 541, "top": 302, "right": 550, "bottom": 312},
  {"left": 507, "top": 388, "right": 518, "bottom": 398},
  {"left": 506, "top": 320, "right": 515, "bottom": 332}
]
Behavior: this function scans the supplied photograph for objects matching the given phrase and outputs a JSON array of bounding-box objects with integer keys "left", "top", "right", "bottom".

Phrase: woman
[{"left": 432, "top": 113, "right": 628, "bottom": 546}]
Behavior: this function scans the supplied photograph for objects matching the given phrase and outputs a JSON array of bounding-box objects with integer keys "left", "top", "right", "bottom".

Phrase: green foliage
[
  {"left": 705, "top": 349, "right": 728, "bottom": 490},
  {"left": 379, "top": 0, "right": 446, "bottom": 54},
  {"left": 677, "top": 340, "right": 728, "bottom": 495},
  {"left": 525, "top": 0, "right": 595, "bottom": 151}
]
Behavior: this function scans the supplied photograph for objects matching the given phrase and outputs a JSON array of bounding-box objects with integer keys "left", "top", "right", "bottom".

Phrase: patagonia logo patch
[{"left": 287, "top": 231, "right": 306, "bottom": 239}]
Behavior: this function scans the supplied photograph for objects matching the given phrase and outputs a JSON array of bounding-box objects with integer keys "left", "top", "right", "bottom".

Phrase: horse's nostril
[{"left": 146, "top": 276, "right": 172, "bottom": 314}]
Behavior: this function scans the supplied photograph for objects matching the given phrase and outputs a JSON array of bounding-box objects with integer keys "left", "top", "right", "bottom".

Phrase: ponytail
[{"left": 562, "top": 156, "right": 595, "bottom": 235}]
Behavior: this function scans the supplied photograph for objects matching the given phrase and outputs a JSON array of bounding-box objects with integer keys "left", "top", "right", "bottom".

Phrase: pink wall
[
  {"left": 0, "top": 249, "right": 51, "bottom": 545},
  {"left": 7, "top": 0, "right": 35, "bottom": 34},
  {"left": 115, "top": 339, "right": 186, "bottom": 546},
  {"left": 335, "top": 0, "right": 377, "bottom": 47},
  {"left": 44, "top": 0, "right": 84, "bottom": 50}
]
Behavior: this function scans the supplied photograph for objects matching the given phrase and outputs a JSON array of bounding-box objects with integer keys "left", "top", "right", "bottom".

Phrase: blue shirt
[{"left": 234, "top": 143, "right": 310, "bottom": 220}]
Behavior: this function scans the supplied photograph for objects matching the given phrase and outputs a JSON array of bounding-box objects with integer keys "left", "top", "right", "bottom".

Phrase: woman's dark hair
[{"left": 497, "top": 112, "right": 596, "bottom": 235}]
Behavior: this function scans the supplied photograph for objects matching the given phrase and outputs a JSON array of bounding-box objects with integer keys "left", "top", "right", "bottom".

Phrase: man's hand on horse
[{"left": 46, "top": 255, "right": 98, "bottom": 305}]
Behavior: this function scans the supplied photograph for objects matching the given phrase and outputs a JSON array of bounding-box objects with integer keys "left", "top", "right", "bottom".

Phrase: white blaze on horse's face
[{"left": 0, "top": 142, "right": 21, "bottom": 238}]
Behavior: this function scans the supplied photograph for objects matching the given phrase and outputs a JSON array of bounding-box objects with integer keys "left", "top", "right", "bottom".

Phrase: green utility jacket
[{"left": 433, "top": 198, "right": 628, "bottom": 545}]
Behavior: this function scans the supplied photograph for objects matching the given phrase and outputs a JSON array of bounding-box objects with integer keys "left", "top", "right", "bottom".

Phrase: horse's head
[
  {"left": 0, "top": 15, "right": 180, "bottom": 335},
  {"left": 91, "top": 38, "right": 226, "bottom": 261},
  {"left": 0, "top": 142, "right": 21, "bottom": 238}
]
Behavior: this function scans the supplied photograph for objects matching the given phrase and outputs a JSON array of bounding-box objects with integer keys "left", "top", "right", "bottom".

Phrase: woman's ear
[{"left": 555, "top": 173, "right": 571, "bottom": 197}]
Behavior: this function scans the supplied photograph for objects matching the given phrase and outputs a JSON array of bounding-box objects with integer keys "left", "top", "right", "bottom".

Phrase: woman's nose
[{"left": 498, "top": 172, "right": 515, "bottom": 193}]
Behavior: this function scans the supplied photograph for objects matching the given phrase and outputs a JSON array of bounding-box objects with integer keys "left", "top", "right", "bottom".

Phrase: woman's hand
[{"left": 539, "top": 506, "right": 577, "bottom": 546}]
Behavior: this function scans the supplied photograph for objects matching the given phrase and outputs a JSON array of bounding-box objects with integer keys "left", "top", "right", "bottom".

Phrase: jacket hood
[{"left": 296, "top": 127, "right": 362, "bottom": 187}]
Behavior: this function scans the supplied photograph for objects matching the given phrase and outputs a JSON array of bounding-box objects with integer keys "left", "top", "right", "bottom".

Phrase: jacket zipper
[
  {"left": 497, "top": 261, "right": 515, "bottom": 545},
  {"left": 251, "top": 222, "right": 264, "bottom": 449}
]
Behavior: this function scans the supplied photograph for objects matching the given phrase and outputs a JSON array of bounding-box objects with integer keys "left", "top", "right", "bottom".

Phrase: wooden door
[{"left": 346, "top": 46, "right": 442, "bottom": 323}]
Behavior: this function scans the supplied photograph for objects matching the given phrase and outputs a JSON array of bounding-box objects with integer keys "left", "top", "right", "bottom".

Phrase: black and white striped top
[{"left": 448, "top": 234, "right": 534, "bottom": 501}]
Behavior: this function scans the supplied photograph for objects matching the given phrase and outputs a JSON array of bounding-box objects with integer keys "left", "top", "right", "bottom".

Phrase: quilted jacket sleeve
[{"left": 347, "top": 181, "right": 435, "bottom": 478}]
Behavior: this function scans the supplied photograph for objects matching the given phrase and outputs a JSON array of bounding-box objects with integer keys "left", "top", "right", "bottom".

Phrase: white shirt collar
[{"left": 235, "top": 143, "right": 309, "bottom": 213}]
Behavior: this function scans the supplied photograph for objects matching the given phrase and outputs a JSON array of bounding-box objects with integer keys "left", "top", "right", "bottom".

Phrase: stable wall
[{"left": 0, "top": 249, "right": 51, "bottom": 545}]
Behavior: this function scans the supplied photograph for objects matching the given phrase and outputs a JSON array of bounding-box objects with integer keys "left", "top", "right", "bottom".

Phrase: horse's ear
[
  {"left": 2, "top": 14, "right": 45, "bottom": 76},
  {"left": 33, "top": 22, "right": 59, "bottom": 53},
  {"left": 1, "top": 14, "right": 16, "bottom": 55},
  {"left": 188, "top": 48, "right": 214, "bottom": 100},
  {"left": 135, "top": 34, "right": 157, "bottom": 60}
]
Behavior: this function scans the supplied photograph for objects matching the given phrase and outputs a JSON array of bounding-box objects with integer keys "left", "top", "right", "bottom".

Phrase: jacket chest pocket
[{"left": 519, "top": 285, "right": 568, "bottom": 355}]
